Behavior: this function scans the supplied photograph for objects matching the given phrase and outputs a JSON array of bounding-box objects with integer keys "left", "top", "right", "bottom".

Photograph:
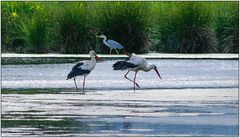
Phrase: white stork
[
  {"left": 112, "top": 53, "right": 162, "bottom": 92},
  {"left": 66, "top": 50, "right": 99, "bottom": 93}
]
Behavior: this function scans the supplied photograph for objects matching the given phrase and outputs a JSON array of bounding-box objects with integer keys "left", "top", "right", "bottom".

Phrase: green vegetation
[
  {"left": 1, "top": 88, "right": 74, "bottom": 94},
  {"left": 1, "top": 119, "right": 88, "bottom": 133},
  {"left": 214, "top": 2, "right": 239, "bottom": 53},
  {"left": 1, "top": 1, "right": 239, "bottom": 54},
  {"left": 151, "top": 2, "right": 218, "bottom": 53},
  {"left": 93, "top": 2, "right": 151, "bottom": 53},
  {"left": 53, "top": 3, "right": 96, "bottom": 54}
]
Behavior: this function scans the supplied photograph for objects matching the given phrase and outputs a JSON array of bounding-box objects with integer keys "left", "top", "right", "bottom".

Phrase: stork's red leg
[
  {"left": 83, "top": 76, "right": 86, "bottom": 93},
  {"left": 133, "top": 71, "right": 138, "bottom": 92},
  {"left": 124, "top": 71, "right": 140, "bottom": 88},
  {"left": 74, "top": 78, "right": 78, "bottom": 92}
]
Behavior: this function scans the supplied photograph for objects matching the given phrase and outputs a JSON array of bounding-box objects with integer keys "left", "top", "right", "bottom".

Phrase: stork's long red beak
[
  {"left": 94, "top": 54, "right": 99, "bottom": 62},
  {"left": 154, "top": 68, "right": 162, "bottom": 80}
]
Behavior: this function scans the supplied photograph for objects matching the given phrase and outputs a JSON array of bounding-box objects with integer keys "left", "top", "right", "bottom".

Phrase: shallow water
[
  {"left": 1, "top": 89, "right": 238, "bottom": 136},
  {"left": 2, "top": 59, "right": 238, "bottom": 89},
  {"left": 1, "top": 59, "right": 239, "bottom": 136}
]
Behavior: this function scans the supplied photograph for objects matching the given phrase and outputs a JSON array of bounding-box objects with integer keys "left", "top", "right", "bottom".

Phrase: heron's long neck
[
  {"left": 103, "top": 37, "right": 107, "bottom": 44},
  {"left": 143, "top": 65, "right": 154, "bottom": 72}
]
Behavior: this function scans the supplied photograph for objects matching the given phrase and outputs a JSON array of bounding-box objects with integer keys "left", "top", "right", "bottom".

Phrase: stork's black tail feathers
[
  {"left": 112, "top": 61, "right": 137, "bottom": 70},
  {"left": 112, "top": 61, "right": 124, "bottom": 70},
  {"left": 66, "top": 71, "right": 74, "bottom": 80}
]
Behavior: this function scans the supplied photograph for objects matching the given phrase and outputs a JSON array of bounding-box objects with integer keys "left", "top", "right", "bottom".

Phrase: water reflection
[
  {"left": 2, "top": 88, "right": 238, "bottom": 136},
  {"left": 2, "top": 115, "right": 238, "bottom": 136}
]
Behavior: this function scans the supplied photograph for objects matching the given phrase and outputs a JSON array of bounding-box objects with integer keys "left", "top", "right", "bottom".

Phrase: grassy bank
[
  {"left": 1, "top": 53, "right": 238, "bottom": 65},
  {"left": 1, "top": 88, "right": 72, "bottom": 94},
  {"left": 1, "top": 1, "right": 239, "bottom": 54}
]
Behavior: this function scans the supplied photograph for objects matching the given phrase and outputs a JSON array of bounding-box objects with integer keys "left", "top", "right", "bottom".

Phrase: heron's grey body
[{"left": 97, "top": 34, "right": 124, "bottom": 54}]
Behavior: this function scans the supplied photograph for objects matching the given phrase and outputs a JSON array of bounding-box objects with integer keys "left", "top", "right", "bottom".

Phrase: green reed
[{"left": 1, "top": 1, "right": 239, "bottom": 54}]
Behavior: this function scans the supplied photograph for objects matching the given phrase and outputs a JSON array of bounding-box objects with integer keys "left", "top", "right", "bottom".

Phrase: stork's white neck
[
  {"left": 90, "top": 54, "right": 96, "bottom": 62},
  {"left": 143, "top": 64, "right": 155, "bottom": 72}
]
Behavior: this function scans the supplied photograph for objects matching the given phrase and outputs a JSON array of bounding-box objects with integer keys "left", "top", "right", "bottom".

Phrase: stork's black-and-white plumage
[
  {"left": 67, "top": 50, "right": 99, "bottom": 93},
  {"left": 113, "top": 53, "right": 162, "bottom": 92},
  {"left": 97, "top": 34, "right": 124, "bottom": 55}
]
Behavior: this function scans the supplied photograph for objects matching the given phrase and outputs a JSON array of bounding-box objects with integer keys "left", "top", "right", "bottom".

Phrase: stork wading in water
[
  {"left": 112, "top": 53, "right": 162, "bottom": 92},
  {"left": 97, "top": 34, "right": 124, "bottom": 54},
  {"left": 66, "top": 50, "right": 99, "bottom": 93}
]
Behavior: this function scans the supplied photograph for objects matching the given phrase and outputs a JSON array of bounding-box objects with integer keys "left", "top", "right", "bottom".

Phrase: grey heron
[{"left": 97, "top": 34, "right": 124, "bottom": 54}]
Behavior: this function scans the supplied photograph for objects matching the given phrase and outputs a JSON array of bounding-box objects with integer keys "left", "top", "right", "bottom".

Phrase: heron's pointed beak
[{"left": 154, "top": 68, "right": 162, "bottom": 80}]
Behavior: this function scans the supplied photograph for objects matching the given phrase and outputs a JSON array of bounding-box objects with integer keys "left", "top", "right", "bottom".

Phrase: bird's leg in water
[
  {"left": 133, "top": 71, "right": 138, "bottom": 92},
  {"left": 109, "top": 49, "right": 112, "bottom": 54},
  {"left": 82, "top": 76, "right": 86, "bottom": 93},
  {"left": 115, "top": 49, "right": 119, "bottom": 55},
  {"left": 74, "top": 78, "right": 78, "bottom": 93},
  {"left": 124, "top": 71, "right": 140, "bottom": 88}
]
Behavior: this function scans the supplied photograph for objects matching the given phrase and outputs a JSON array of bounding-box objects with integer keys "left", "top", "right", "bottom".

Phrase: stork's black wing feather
[
  {"left": 112, "top": 61, "right": 138, "bottom": 70},
  {"left": 112, "top": 55, "right": 137, "bottom": 70},
  {"left": 112, "top": 61, "right": 122, "bottom": 68},
  {"left": 67, "top": 68, "right": 90, "bottom": 80},
  {"left": 66, "top": 62, "right": 90, "bottom": 80},
  {"left": 72, "top": 62, "right": 84, "bottom": 70},
  {"left": 112, "top": 55, "right": 131, "bottom": 69}
]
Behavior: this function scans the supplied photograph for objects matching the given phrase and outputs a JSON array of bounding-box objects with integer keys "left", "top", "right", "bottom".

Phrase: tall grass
[
  {"left": 151, "top": 2, "right": 218, "bottom": 53},
  {"left": 214, "top": 2, "right": 239, "bottom": 53},
  {"left": 52, "top": 2, "right": 96, "bottom": 54},
  {"left": 94, "top": 2, "right": 151, "bottom": 53},
  {"left": 1, "top": 1, "right": 239, "bottom": 54},
  {"left": 1, "top": 2, "right": 49, "bottom": 53},
  {"left": 17, "top": 11, "right": 48, "bottom": 53},
  {"left": 1, "top": 2, "right": 28, "bottom": 52}
]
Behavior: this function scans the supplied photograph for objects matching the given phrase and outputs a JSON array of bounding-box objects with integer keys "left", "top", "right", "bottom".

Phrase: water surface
[
  {"left": 1, "top": 59, "right": 238, "bottom": 136},
  {"left": 2, "top": 59, "right": 238, "bottom": 89}
]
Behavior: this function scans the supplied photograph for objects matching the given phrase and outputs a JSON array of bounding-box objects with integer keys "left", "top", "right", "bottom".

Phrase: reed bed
[{"left": 1, "top": 1, "right": 238, "bottom": 54}]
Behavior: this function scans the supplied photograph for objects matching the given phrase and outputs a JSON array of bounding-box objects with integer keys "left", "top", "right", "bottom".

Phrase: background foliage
[{"left": 1, "top": 1, "right": 239, "bottom": 54}]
